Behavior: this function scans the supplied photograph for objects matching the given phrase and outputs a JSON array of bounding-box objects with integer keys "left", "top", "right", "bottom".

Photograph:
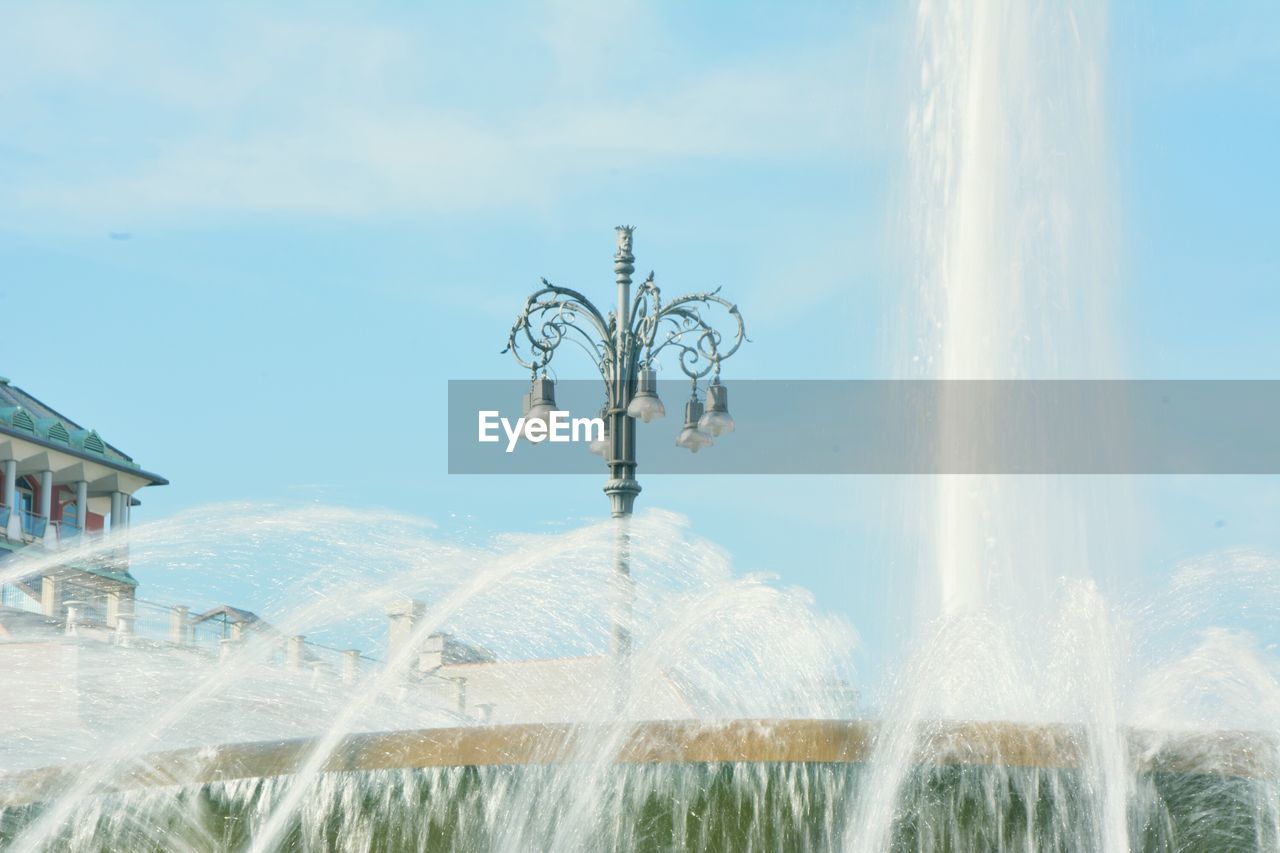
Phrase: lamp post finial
[{"left": 614, "top": 226, "right": 635, "bottom": 260}]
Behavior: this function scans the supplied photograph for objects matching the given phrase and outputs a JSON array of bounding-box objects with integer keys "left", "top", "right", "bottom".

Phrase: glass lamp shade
[
  {"left": 627, "top": 395, "right": 666, "bottom": 423},
  {"left": 525, "top": 403, "right": 555, "bottom": 427},
  {"left": 675, "top": 396, "right": 713, "bottom": 453},
  {"left": 675, "top": 426, "right": 713, "bottom": 453},
  {"left": 626, "top": 368, "right": 666, "bottom": 422},
  {"left": 698, "top": 382, "right": 734, "bottom": 436},
  {"left": 588, "top": 407, "right": 610, "bottom": 456},
  {"left": 698, "top": 410, "right": 735, "bottom": 436},
  {"left": 523, "top": 376, "right": 557, "bottom": 428}
]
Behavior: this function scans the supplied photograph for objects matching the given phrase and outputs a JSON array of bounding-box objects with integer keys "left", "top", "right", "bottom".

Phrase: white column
[
  {"left": 110, "top": 492, "right": 123, "bottom": 531},
  {"left": 38, "top": 470, "right": 55, "bottom": 545},
  {"left": 75, "top": 480, "right": 88, "bottom": 533},
  {"left": 38, "top": 470, "right": 52, "bottom": 521},
  {"left": 41, "top": 576, "right": 61, "bottom": 618},
  {"left": 2, "top": 459, "right": 14, "bottom": 508},
  {"left": 386, "top": 598, "right": 426, "bottom": 664},
  {"left": 106, "top": 587, "right": 133, "bottom": 628},
  {"left": 115, "top": 613, "right": 134, "bottom": 647},
  {"left": 169, "top": 605, "right": 190, "bottom": 645},
  {"left": 342, "top": 650, "right": 361, "bottom": 684},
  {"left": 287, "top": 635, "right": 306, "bottom": 669},
  {"left": 2, "top": 460, "right": 19, "bottom": 541}
]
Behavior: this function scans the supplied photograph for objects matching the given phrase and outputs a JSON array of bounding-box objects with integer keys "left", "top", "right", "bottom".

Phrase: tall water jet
[
  {"left": 847, "top": 3, "right": 1131, "bottom": 849},
  {"left": 906, "top": 0, "right": 1119, "bottom": 617}
]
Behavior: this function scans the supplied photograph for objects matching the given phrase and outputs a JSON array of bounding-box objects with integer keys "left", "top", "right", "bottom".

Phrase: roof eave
[{"left": 0, "top": 425, "right": 168, "bottom": 487}]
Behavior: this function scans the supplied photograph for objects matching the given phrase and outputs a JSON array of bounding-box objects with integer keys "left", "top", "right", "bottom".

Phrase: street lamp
[{"left": 503, "top": 226, "right": 747, "bottom": 706}]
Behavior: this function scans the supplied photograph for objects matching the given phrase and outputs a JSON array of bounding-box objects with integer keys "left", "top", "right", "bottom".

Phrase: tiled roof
[{"left": 0, "top": 378, "right": 165, "bottom": 484}]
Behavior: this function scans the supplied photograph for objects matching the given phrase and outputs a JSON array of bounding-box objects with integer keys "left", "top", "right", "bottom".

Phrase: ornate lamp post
[{"left": 503, "top": 227, "right": 747, "bottom": 706}]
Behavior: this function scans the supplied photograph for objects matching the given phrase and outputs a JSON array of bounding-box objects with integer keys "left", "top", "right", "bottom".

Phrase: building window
[
  {"left": 62, "top": 499, "right": 82, "bottom": 532},
  {"left": 16, "top": 485, "right": 33, "bottom": 533}
]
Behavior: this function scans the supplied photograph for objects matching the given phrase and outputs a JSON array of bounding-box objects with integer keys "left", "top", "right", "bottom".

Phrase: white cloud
[{"left": 0, "top": 3, "right": 890, "bottom": 224}]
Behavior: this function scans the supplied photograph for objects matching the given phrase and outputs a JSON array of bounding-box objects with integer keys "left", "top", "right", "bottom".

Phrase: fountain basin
[{"left": 2, "top": 718, "right": 1272, "bottom": 808}]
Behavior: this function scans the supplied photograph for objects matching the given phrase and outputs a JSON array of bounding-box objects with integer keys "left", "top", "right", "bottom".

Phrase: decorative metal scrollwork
[
  {"left": 504, "top": 270, "right": 746, "bottom": 390},
  {"left": 503, "top": 278, "right": 613, "bottom": 379},
  {"left": 632, "top": 277, "right": 746, "bottom": 381}
]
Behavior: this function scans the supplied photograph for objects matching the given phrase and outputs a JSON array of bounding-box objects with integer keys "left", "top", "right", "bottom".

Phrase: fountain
[
  {"left": 2, "top": 503, "right": 1276, "bottom": 851},
  {"left": 2, "top": 2, "right": 1278, "bottom": 851}
]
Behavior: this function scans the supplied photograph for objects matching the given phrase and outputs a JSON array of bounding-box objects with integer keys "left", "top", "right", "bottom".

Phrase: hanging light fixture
[
  {"left": 523, "top": 375, "right": 557, "bottom": 428},
  {"left": 588, "top": 405, "right": 610, "bottom": 457},
  {"left": 625, "top": 367, "right": 666, "bottom": 423},
  {"left": 697, "top": 380, "right": 734, "bottom": 437},
  {"left": 675, "top": 392, "right": 713, "bottom": 453}
]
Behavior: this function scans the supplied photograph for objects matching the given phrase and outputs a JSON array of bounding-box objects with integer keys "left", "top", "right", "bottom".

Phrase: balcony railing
[
  {"left": 0, "top": 505, "right": 107, "bottom": 548},
  {"left": 0, "top": 582, "right": 43, "bottom": 615},
  {"left": 0, "top": 585, "right": 408, "bottom": 698}
]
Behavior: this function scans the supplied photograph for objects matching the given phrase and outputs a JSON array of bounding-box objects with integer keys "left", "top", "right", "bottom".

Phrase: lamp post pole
[
  {"left": 605, "top": 227, "right": 641, "bottom": 521},
  {"left": 505, "top": 226, "right": 746, "bottom": 711},
  {"left": 606, "top": 231, "right": 640, "bottom": 692}
]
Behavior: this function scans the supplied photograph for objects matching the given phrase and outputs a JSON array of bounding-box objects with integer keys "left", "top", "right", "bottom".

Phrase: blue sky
[{"left": 1, "top": 2, "right": 1278, "bottom": 678}]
